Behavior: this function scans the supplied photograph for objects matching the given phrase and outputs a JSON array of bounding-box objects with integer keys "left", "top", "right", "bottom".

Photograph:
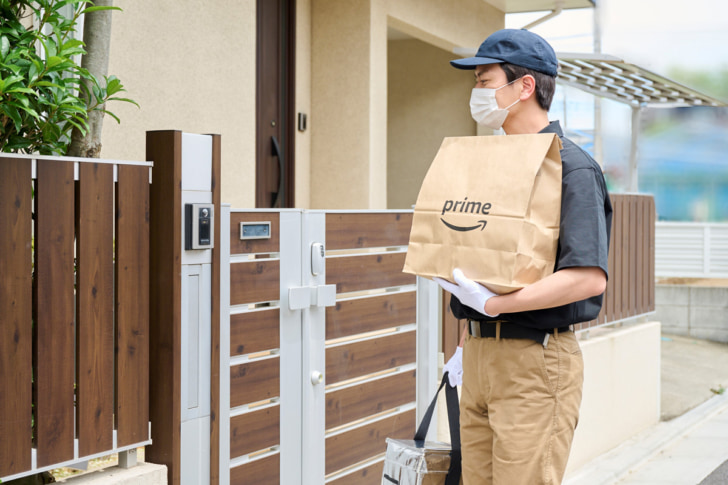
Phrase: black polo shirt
[{"left": 450, "top": 121, "right": 613, "bottom": 329}]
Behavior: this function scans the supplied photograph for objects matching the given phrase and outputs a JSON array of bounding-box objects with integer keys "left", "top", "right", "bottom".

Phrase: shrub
[{"left": 0, "top": 0, "right": 135, "bottom": 154}]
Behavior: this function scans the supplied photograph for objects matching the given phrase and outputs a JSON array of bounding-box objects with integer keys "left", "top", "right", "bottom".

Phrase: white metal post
[
  {"left": 416, "top": 277, "right": 441, "bottom": 440},
  {"left": 628, "top": 106, "right": 643, "bottom": 193},
  {"left": 300, "top": 211, "right": 327, "bottom": 485},
  {"left": 179, "top": 133, "right": 214, "bottom": 485},
  {"left": 279, "top": 210, "right": 304, "bottom": 485},
  {"left": 219, "top": 204, "right": 231, "bottom": 485}
]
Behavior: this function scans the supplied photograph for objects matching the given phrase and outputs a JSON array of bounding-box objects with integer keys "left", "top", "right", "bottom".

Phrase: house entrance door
[{"left": 256, "top": 0, "right": 295, "bottom": 208}]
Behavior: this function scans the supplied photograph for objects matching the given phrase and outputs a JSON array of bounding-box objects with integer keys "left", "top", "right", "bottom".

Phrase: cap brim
[{"left": 449, "top": 56, "right": 503, "bottom": 70}]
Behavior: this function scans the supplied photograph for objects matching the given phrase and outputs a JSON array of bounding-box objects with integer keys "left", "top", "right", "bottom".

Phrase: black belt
[{"left": 468, "top": 319, "right": 571, "bottom": 346}]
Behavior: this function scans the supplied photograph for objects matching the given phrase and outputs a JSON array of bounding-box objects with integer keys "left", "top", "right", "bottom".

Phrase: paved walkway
[{"left": 565, "top": 334, "right": 728, "bottom": 485}]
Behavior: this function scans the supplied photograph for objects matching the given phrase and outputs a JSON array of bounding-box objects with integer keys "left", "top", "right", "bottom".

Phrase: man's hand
[
  {"left": 443, "top": 346, "right": 463, "bottom": 387},
  {"left": 434, "top": 268, "right": 499, "bottom": 317}
]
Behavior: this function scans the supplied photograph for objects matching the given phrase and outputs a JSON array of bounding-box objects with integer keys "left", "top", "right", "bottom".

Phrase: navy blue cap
[{"left": 450, "top": 29, "right": 558, "bottom": 77}]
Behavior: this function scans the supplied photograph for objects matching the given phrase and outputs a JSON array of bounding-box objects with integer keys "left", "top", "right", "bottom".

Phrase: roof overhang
[
  {"left": 484, "top": 0, "right": 594, "bottom": 14},
  {"left": 556, "top": 53, "right": 726, "bottom": 108}
]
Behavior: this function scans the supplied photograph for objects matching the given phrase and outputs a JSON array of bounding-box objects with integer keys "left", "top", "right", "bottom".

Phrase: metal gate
[{"left": 217, "top": 208, "right": 439, "bottom": 484}]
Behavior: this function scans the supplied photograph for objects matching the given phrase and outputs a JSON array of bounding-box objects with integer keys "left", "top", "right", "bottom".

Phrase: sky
[{"left": 505, "top": 0, "right": 728, "bottom": 73}]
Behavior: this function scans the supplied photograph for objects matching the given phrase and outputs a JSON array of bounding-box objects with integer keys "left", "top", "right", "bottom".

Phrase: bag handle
[{"left": 413, "top": 372, "right": 461, "bottom": 484}]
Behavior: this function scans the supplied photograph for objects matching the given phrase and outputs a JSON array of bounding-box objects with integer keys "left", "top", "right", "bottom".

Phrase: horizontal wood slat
[
  {"left": 326, "top": 253, "right": 414, "bottom": 294},
  {"left": 230, "top": 212, "right": 280, "bottom": 255},
  {"left": 326, "top": 331, "right": 416, "bottom": 385},
  {"left": 326, "top": 370, "right": 416, "bottom": 430},
  {"left": 230, "top": 260, "right": 280, "bottom": 305},
  {"left": 325, "top": 409, "right": 416, "bottom": 476},
  {"left": 231, "top": 358, "right": 280, "bottom": 408},
  {"left": 230, "top": 453, "right": 280, "bottom": 484},
  {"left": 230, "top": 309, "right": 280, "bottom": 356},
  {"left": 230, "top": 406, "right": 280, "bottom": 459},
  {"left": 76, "top": 162, "right": 115, "bottom": 457},
  {"left": 326, "top": 212, "right": 412, "bottom": 250},
  {"left": 0, "top": 157, "right": 33, "bottom": 477},
  {"left": 34, "top": 160, "right": 75, "bottom": 467},
  {"left": 328, "top": 461, "right": 384, "bottom": 485},
  {"left": 326, "top": 292, "right": 415, "bottom": 340},
  {"left": 115, "top": 165, "right": 151, "bottom": 447}
]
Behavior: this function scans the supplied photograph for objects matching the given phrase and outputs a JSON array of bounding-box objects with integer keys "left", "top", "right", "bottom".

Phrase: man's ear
[{"left": 519, "top": 74, "right": 537, "bottom": 101}]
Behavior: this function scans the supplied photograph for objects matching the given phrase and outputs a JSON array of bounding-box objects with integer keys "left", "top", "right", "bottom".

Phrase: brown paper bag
[{"left": 403, "top": 133, "right": 563, "bottom": 294}]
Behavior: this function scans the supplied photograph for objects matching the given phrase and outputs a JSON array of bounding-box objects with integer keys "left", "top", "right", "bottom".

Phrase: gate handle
[
  {"left": 288, "top": 285, "right": 337, "bottom": 311},
  {"left": 271, "top": 135, "right": 285, "bottom": 208}
]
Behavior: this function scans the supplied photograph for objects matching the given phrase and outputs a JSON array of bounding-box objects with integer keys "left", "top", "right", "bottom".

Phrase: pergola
[{"left": 556, "top": 52, "right": 726, "bottom": 191}]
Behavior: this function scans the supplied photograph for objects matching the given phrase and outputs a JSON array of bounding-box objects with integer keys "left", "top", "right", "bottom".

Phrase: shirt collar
[{"left": 538, "top": 120, "right": 564, "bottom": 137}]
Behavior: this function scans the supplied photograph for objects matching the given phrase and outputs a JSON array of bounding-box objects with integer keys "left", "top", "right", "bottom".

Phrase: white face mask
[{"left": 469, "top": 78, "right": 521, "bottom": 130}]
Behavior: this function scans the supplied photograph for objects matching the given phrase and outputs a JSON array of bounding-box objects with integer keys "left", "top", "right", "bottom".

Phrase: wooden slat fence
[
  {"left": 227, "top": 211, "right": 282, "bottom": 484},
  {"left": 324, "top": 212, "right": 417, "bottom": 484},
  {"left": 443, "top": 193, "right": 656, "bottom": 358},
  {"left": 0, "top": 154, "right": 152, "bottom": 482}
]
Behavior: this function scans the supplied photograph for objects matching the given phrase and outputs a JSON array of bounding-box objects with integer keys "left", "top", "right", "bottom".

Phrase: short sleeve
[{"left": 556, "top": 167, "right": 610, "bottom": 277}]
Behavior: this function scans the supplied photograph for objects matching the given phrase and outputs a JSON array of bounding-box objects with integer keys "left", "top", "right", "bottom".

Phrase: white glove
[
  {"left": 443, "top": 346, "right": 463, "bottom": 387},
  {"left": 434, "top": 268, "right": 499, "bottom": 317}
]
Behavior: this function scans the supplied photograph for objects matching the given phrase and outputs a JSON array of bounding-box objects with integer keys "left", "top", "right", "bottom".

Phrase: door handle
[{"left": 271, "top": 135, "right": 285, "bottom": 208}]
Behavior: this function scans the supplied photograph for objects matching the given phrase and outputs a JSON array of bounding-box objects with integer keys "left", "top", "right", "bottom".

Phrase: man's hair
[{"left": 500, "top": 63, "right": 556, "bottom": 112}]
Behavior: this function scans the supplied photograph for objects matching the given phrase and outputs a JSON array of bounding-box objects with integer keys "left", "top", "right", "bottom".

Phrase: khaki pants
[{"left": 460, "top": 328, "right": 583, "bottom": 485}]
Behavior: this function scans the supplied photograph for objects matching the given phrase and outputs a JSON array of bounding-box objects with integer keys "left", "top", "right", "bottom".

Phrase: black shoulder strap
[{"left": 413, "top": 372, "right": 461, "bottom": 484}]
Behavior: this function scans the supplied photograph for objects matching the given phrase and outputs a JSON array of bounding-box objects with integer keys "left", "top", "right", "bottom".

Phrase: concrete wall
[
  {"left": 309, "top": 0, "right": 503, "bottom": 209},
  {"left": 567, "top": 322, "right": 662, "bottom": 473},
  {"left": 296, "top": 0, "right": 313, "bottom": 208},
  {"left": 104, "top": 0, "right": 256, "bottom": 209},
  {"left": 101, "top": 1, "right": 503, "bottom": 210},
  {"left": 655, "top": 285, "right": 728, "bottom": 343},
  {"left": 52, "top": 463, "right": 167, "bottom": 485},
  {"left": 387, "top": 39, "right": 476, "bottom": 209},
  {"left": 310, "top": 0, "right": 383, "bottom": 209}
]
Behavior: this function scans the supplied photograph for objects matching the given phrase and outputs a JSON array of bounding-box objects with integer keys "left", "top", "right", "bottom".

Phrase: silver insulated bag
[{"left": 382, "top": 373, "right": 461, "bottom": 485}]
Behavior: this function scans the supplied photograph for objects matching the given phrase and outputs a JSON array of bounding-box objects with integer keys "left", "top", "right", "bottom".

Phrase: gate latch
[{"left": 288, "top": 285, "right": 336, "bottom": 311}]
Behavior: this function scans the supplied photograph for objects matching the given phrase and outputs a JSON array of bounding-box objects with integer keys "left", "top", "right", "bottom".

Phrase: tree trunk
[{"left": 67, "top": 1, "right": 114, "bottom": 158}]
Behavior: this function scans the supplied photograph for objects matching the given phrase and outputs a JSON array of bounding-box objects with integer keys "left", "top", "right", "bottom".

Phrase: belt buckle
[{"left": 469, "top": 320, "right": 482, "bottom": 338}]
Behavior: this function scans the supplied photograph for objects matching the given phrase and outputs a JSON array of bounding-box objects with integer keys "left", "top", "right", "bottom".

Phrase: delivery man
[{"left": 435, "top": 29, "right": 613, "bottom": 484}]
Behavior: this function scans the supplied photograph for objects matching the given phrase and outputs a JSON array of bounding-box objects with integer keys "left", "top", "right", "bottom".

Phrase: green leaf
[
  {"left": 0, "top": 62, "right": 21, "bottom": 75},
  {"left": 80, "top": 6, "right": 123, "bottom": 14},
  {"left": 105, "top": 75, "right": 122, "bottom": 95},
  {"left": 34, "top": 81, "right": 63, "bottom": 88},
  {"left": 63, "top": 118, "right": 87, "bottom": 135},
  {"left": 108, "top": 97, "right": 140, "bottom": 108},
  {"left": 7, "top": 87, "right": 36, "bottom": 94},
  {"left": 62, "top": 46, "right": 86, "bottom": 58},
  {"left": 44, "top": 39, "right": 58, "bottom": 60},
  {"left": 98, "top": 108, "right": 121, "bottom": 123},
  {"left": 28, "top": 61, "right": 40, "bottom": 82},
  {"left": 3, "top": 75, "right": 24, "bottom": 90},
  {"left": 2, "top": 104, "right": 23, "bottom": 131},
  {"left": 5, "top": 135, "right": 33, "bottom": 151},
  {"left": 0, "top": 36, "right": 9, "bottom": 60},
  {"left": 46, "top": 56, "right": 65, "bottom": 70}
]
